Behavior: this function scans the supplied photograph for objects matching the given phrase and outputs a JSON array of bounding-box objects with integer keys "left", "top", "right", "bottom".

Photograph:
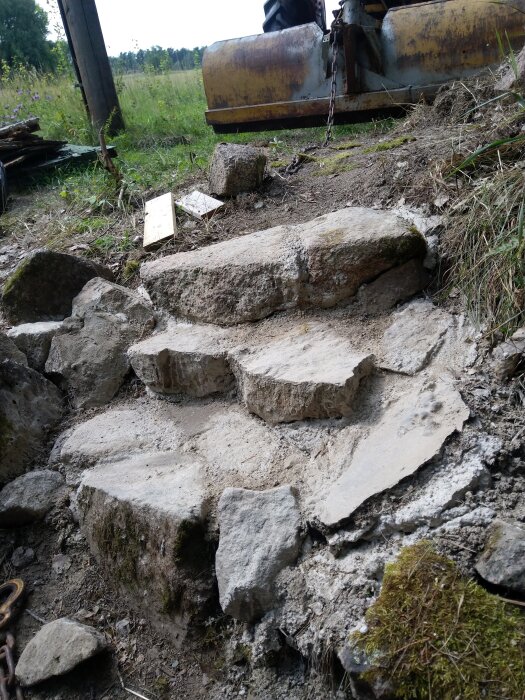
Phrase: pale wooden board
[
  {"left": 143, "top": 192, "right": 177, "bottom": 249},
  {"left": 176, "top": 190, "right": 224, "bottom": 220}
]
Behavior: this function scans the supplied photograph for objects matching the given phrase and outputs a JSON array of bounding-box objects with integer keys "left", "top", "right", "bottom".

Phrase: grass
[
  {"left": 353, "top": 541, "right": 525, "bottom": 700},
  {"left": 0, "top": 65, "right": 390, "bottom": 269}
]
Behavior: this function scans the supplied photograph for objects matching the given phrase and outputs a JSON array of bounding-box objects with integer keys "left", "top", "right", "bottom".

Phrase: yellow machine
[{"left": 203, "top": 0, "right": 525, "bottom": 133}]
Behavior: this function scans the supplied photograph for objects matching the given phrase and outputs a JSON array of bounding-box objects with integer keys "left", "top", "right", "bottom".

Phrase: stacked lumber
[{"left": 0, "top": 119, "right": 66, "bottom": 171}]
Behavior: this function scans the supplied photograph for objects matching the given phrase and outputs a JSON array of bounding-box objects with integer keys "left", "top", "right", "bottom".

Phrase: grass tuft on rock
[{"left": 353, "top": 541, "right": 525, "bottom": 700}]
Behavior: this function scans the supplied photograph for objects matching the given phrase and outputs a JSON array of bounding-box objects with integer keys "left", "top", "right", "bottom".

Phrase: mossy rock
[{"left": 353, "top": 541, "right": 525, "bottom": 699}]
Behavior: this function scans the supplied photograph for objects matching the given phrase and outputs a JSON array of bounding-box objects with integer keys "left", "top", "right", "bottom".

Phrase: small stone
[
  {"left": 7, "top": 322, "right": 63, "bottom": 372},
  {"left": 491, "top": 327, "right": 525, "bottom": 380},
  {"left": 209, "top": 143, "right": 267, "bottom": 197},
  {"left": 216, "top": 486, "right": 302, "bottom": 622},
  {"left": 115, "top": 618, "right": 131, "bottom": 636},
  {"left": 11, "top": 547, "right": 35, "bottom": 568},
  {"left": 1, "top": 250, "right": 113, "bottom": 324},
  {"left": 0, "top": 470, "right": 65, "bottom": 527},
  {"left": 476, "top": 519, "right": 525, "bottom": 595},
  {"left": 15, "top": 618, "right": 107, "bottom": 687},
  {"left": 52, "top": 554, "right": 72, "bottom": 574}
]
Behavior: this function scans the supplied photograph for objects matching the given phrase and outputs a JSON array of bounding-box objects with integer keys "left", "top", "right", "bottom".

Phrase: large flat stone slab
[
  {"left": 128, "top": 323, "right": 234, "bottom": 397},
  {"left": 78, "top": 451, "right": 214, "bottom": 645},
  {"left": 317, "top": 373, "right": 470, "bottom": 527},
  {"left": 141, "top": 208, "right": 425, "bottom": 325},
  {"left": 380, "top": 300, "right": 452, "bottom": 375},
  {"left": 232, "top": 327, "right": 375, "bottom": 423}
]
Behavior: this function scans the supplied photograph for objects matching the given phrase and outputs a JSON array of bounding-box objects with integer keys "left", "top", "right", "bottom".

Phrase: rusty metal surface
[
  {"left": 206, "top": 84, "right": 441, "bottom": 132},
  {"left": 203, "top": 0, "right": 525, "bottom": 132},
  {"left": 203, "top": 23, "right": 330, "bottom": 110},
  {"left": 382, "top": 0, "right": 525, "bottom": 85}
]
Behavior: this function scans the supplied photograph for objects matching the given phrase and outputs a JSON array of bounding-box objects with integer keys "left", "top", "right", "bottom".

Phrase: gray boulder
[
  {"left": 1, "top": 250, "right": 113, "bottom": 324},
  {"left": 46, "top": 313, "right": 136, "bottom": 409},
  {"left": 0, "top": 332, "right": 27, "bottom": 366},
  {"left": 209, "top": 143, "right": 266, "bottom": 197},
  {"left": 0, "top": 470, "right": 65, "bottom": 527},
  {"left": 72, "top": 277, "right": 155, "bottom": 329},
  {"left": 0, "top": 361, "right": 63, "bottom": 485},
  {"left": 45, "top": 280, "right": 156, "bottom": 409},
  {"left": 15, "top": 618, "right": 107, "bottom": 687},
  {"left": 476, "top": 519, "right": 525, "bottom": 594},
  {"left": 7, "top": 322, "right": 63, "bottom": 372},
  {"left": 216, "top": 486, "right": 302, "bottom": 622}
]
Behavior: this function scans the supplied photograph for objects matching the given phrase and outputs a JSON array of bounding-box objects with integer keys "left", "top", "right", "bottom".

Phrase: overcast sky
[{"left": 37, "top": 0, "right": 341, "bottom": 55}]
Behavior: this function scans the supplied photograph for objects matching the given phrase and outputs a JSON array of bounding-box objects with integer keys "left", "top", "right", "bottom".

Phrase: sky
[{"left": 37, "top": 0, "right": 342, "bottom": 56}]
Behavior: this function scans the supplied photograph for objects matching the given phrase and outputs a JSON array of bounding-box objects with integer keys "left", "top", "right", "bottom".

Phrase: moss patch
[
  {"left": 363, "top": 135, "right": 416, "bottom": 154},
  {"left": 314, "top": 152, "right": 356, "bottom": 176},
  {"left": 353, "top": 541, "right": 525, "bottom": 699},
  {"left": 1, "top": 257, "right": 30, "bottom": 300},
  {"left": 330, "top": 140, "right": 362, "bottom": 151}
]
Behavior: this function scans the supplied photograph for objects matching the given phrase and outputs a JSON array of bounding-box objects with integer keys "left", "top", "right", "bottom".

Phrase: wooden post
[{"left": 58, "top": 0, "right": 125, "bottom": 135}]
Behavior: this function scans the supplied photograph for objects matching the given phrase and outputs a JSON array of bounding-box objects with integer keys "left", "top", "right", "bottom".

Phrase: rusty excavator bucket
[{"left": 203, "top": 0, "right": 525, "bottom": 133}]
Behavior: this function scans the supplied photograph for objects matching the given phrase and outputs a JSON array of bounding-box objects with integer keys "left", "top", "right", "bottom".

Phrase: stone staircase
[{"left": 48, "top": 207, "right": 476, "bottom": 656}]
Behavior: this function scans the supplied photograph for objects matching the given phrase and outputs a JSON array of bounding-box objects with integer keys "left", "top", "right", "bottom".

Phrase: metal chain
[
  {"left": 0, "top": 634, "right": 23, "bottom": 700},
  {"left": 323, "top": 2, "right": 345, "bottom": 147}
]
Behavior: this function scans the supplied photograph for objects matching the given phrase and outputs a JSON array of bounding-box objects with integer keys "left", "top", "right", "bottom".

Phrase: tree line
[{"left": 0, "top": 0, "right": 205, "bottom": 76}]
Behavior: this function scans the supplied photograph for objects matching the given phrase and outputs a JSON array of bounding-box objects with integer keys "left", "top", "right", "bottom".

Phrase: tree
[{"left": 0, "top": 0, "right": 54, "bottom": 71}]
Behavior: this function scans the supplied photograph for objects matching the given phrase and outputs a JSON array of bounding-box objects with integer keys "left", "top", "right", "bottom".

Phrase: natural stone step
[
  {"left": 77, "top": 451, "right": 214, "bottom": 646},
  {"left": 315, "top": 372, "right": 470, "bottom": 527},
  {"left": 128, "top": 323, "right": 234, "bottom": 397},
  {"left": 141, "top": 207, "right": 426, "bottom": 325},
  {"left": 232, "top": 326, "right": 375, "bottom": 423}
]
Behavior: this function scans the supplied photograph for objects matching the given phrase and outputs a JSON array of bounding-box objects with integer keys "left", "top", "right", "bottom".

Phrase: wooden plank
[
  {"left": 176, "top": 190, "right": 224, "bottom": 220},
  {"left": 143, "top": 193, "right": 177, "bottom": 250}
]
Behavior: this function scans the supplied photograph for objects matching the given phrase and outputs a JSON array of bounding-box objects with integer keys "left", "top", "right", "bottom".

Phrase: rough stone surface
[
  {"left": 0, "top": 360, "right": 63, "bottom": 485},
  {"left": 317, "top": 373, "right": 470, "bottom": 527},
  {"left": 1, "top": 250, "right": 113, "bottom": 324},
  {"left": 45, "top": 313, "right": 137, "bottom": 409},
  {"left": 72, "top": 277, "right": 155, "bottom": 329},
  {"left": 15, "top": 618, "right": 107, "bottom": 686},
  {"left": 380, "top": 300, "right": 452, "bottom": 375},
  {"left": 128, "top": 323, "right": 234, "bottom": 397},
  {"left": 491, "top": 327, "right": 525, "bottom": 380},
  {"left": 0, "top": 332, "right": 28, "bottom": 366},
  {"left": 381, "top": 435, "right": 499, "bottom": 533},
  {"left": 216, "top": 486, "right": 301, "bottom": 622},
  {"left": 356, "top": 258, "right": 430, "bottom": 312},
  {"left": 0, "top": 470, "right": 65, "bottom": 527},
  {"left": 141, "top": 208, "right": 426, "bottom": 325},
  {"left": 476, "top": 519, "right": 525, "bottom": 594},
  {"left": 209, "top": 143, "right": 267, "bottom": 197},
  {"left": 7, "top": 322, "right": 63, "bottom": 372},
  {"left": 232, "top": 327, "right": 375, "bottom": 423},
  {"left": 78, "top": 451, "right": 213, "bottom": 645}
]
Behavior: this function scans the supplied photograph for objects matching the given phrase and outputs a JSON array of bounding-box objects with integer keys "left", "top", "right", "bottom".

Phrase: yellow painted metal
[
  {"left": 203, "top": 0, "right": 525, "bottom": 132},
  {"left": 382, "top": 0, "right": 525, "bottom": 84}
]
